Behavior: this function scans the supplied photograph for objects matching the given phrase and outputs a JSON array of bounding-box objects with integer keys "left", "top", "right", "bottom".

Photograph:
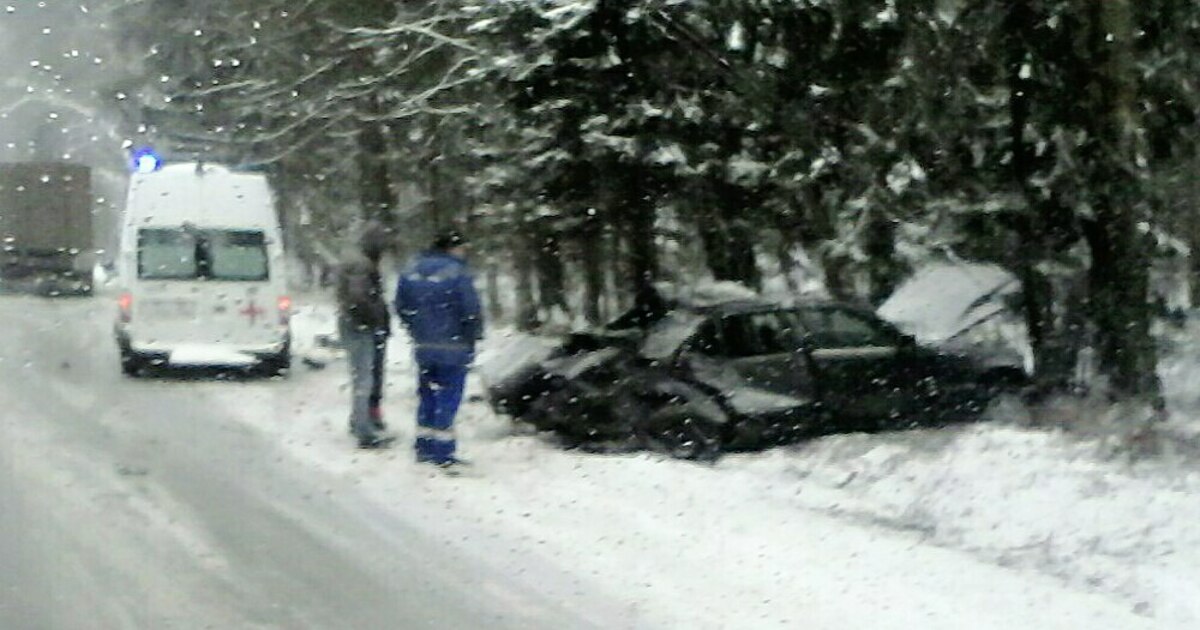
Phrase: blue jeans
[
  {"left": 414, "top": 359, "right": 467, "bottom": 463},
  {"left": 341, "top": 322, "right": 387, "bottom": 442}
]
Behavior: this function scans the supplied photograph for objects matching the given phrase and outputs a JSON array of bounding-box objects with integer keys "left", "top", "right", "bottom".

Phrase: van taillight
[
  {"left": 118, "top": 292, "right": 133, "bottom": 323},
  {"left": 277, "top": 296, "right": 292, "bottom": 325}
]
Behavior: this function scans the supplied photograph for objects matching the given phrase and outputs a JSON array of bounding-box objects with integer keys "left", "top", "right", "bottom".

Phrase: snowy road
[
  {"left": 0, "top": 295, "right": 1184, "bottom": 629},
  {"left": 0, "top": 296, "right": 589, "bottom": 629}
]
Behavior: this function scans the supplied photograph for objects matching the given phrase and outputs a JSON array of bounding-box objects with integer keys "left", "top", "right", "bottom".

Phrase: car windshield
[
  {"left": 138, "top": 228, "right": 267, "bottom": 281},
  {"left": 640, "top": 311, "right": 704, "bottom": 360}
]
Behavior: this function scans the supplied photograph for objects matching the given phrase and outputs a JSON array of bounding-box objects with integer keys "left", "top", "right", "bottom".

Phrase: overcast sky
[
  {"left": 1, "top": 1, "right": 144, "bottom": 248},
  {"left": 2, "top": 0, "right": 127, "bottom": 157}
]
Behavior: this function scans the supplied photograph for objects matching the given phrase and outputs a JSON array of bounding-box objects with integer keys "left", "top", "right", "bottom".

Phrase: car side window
[
  {"left": 713, "top": 313, "right": 796, "bottom": 358},
  {"left": 796, "top": 308, "right": 898, "bottom": 348}
]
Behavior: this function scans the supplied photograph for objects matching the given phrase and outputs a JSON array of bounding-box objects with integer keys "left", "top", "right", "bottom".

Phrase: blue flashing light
[{"left": 132, "top": 148, "right": 162, "bottom": 174}]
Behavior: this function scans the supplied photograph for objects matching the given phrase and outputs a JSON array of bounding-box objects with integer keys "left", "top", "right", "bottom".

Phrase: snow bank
[
  {"left": 208, "top": 300, "right": 1197, "bottom": 629},
  {"left": 735, "top": 421, "right": 1200, "bottom": 627}
]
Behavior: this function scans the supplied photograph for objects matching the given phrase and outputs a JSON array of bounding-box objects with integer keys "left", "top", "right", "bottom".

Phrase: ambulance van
[{"left": 114, "top": 162, "right": 291, "bottom": 375}]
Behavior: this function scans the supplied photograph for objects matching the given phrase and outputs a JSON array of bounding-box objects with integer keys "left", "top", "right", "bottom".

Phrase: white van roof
[{"left": 125, "top": 163, "right": 276, "bottom": 230}]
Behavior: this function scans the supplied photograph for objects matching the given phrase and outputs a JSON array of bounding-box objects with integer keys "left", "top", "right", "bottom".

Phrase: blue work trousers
[{"left": 414, "top": 359, "right": 467, "bottom": 464}]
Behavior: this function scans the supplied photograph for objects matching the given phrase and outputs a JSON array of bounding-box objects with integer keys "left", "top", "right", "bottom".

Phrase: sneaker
[{"left": 357, "top": 435, "right": 396, "bottom": 450}]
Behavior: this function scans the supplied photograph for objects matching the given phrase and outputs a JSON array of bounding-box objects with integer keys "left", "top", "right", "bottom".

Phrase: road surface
[{"left": 0, "top": 295, "right": 591, "bottom": 629}]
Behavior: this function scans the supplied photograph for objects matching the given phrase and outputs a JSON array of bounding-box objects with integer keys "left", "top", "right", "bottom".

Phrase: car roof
[
  {"left": 677, "top": 297, "right": 852, "bottom": 316},
  {"left": 635, "top": 296, "right": 886, "bottom": 360}
]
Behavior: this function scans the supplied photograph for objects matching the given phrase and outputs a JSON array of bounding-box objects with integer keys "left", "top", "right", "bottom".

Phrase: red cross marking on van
[{"left": 239, "top": 302, "right": 265, "bottom": 324}]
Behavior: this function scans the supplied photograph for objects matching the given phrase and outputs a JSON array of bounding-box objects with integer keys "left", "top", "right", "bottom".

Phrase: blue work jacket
[{"left": 394, "top": 251, "right": 483, "bottom": 366}]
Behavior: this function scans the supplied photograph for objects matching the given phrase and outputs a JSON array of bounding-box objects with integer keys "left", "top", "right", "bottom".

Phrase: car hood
[{"left": 879, "top": 261, "right": 1030, "bottom": 372}]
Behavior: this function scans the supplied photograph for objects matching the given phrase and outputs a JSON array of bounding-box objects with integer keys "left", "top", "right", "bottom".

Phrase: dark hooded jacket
[{"left": 336, "top": 252, "right": 390, "bottom": 335}]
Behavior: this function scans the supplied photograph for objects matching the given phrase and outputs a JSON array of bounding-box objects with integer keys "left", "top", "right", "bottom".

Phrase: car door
[
  {"left": 675, "top": 310, "right": 825, "bottom": 445},
  {"left": 793, "top": 306, "right": 911, "bottom": 425},
  {"left": 717, "top": 311, "right": 811, "bottom": 395}
]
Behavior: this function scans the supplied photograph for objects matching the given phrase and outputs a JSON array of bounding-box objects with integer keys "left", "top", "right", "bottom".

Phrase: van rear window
[
  {"left": 138, "top": 229, "right": 196, "bottom": 279},
  {"left": 138, "top": 228, "right": 268, "bottom": 281}
]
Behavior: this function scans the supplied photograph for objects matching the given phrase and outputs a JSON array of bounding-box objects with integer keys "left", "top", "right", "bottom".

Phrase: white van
[{"left": 114, "top": 163, "right": 291, "bottom": 375}]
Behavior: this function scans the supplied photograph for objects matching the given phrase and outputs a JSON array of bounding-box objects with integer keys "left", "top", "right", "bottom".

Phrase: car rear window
[{"left": 138, "top": 227, "right": 268, "bottom": 281}]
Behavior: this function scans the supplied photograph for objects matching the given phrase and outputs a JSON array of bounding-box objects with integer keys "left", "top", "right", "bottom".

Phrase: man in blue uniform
[{"left": 394, "top": 230, "right": 483, "bottom": 469}]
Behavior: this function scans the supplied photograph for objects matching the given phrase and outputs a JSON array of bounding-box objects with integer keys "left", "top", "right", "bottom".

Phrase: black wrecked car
[{"left": 485, "top": 292, "right": 1027, "bottom": 460}]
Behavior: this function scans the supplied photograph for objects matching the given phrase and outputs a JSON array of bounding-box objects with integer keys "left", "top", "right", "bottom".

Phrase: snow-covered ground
[{"left": 210, "top": 297, "right": 1200, "bottom": 628}]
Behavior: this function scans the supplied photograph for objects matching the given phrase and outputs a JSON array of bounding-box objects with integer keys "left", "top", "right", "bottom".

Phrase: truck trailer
[{"left": 0, "top": 162, "right": 94, "bottom": 295}]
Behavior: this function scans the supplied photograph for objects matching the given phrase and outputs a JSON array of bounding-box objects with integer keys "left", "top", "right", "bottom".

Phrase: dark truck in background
[{"left": 0, "top": 162, "right": 94, "bottom": 295}]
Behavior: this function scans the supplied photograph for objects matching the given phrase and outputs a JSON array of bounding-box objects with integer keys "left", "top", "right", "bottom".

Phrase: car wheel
[
  {"left": 635, "top": 397, "right": 725, "bottom": 461},
  {"left": 527, "top": 378, "right": 619, "bottom": 441},
  {"left": 521, "top": 379, "right": 569, "bottom": 431}
]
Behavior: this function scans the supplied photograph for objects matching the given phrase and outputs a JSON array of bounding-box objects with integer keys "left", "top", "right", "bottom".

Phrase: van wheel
[
  {"left": 120, "top": 349, "right": 146, "bottom": 377},
  {"left": 260, "top": 350, "right": 291, "bottom": 377}
]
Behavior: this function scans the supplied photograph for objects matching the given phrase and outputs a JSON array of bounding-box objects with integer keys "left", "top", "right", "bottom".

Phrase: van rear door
[{"left": 134, "top": 227, "right": 283, "bottom": 351}]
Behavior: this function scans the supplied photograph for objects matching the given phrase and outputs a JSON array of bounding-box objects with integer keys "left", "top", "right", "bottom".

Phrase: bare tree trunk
[
  {"left": 1078, "top": 0, "right": 1162, "bottom": 403},
  {"left": 513, "top": 226, "right": 539, "bottom": 331},
  {"left": 775, "top": 233, "right": 799, "bottom": 294},
  {"left": 355, "top": 97, "right": 395, "bottom": 227},
  {"left": 796, "top": 181, "right": 854, "bottom": 301},
  {"left": 1005, "top": 0, "right": 1074, "bottom": 392},
  {"left": 580, "top": 219, "right": 605, "bottom": 325},
  {"left": 604, "top": 226, "right": 622, "bottom": 320},
  {"left": 485, "top": 257, "right": 503, "bottom": 323},
  {"left": 533, "top": 220, "right": 568, "bottom": 315},
  {"left": 622, "top": 173, "right": 659, "bottom": 295},
  {"left": 821, "top": 254, "right": 854, "bottom": 302},
  {"left": 864, "top": 212, "right": 901, "bottom": 306},
  {"left": 1191, "top": 245, "right": 1200, "bottom": 308},
  {"left": 333, "top": 0, "right": 396, "bottom": 229}
]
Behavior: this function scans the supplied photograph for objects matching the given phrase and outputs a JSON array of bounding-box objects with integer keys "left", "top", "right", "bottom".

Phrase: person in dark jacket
[
  {"left": 394, "top": 229, "right": 483, "bottom": 468},
  {"left": 336, "top": 224, "right": 394, "bottom": 449}
]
